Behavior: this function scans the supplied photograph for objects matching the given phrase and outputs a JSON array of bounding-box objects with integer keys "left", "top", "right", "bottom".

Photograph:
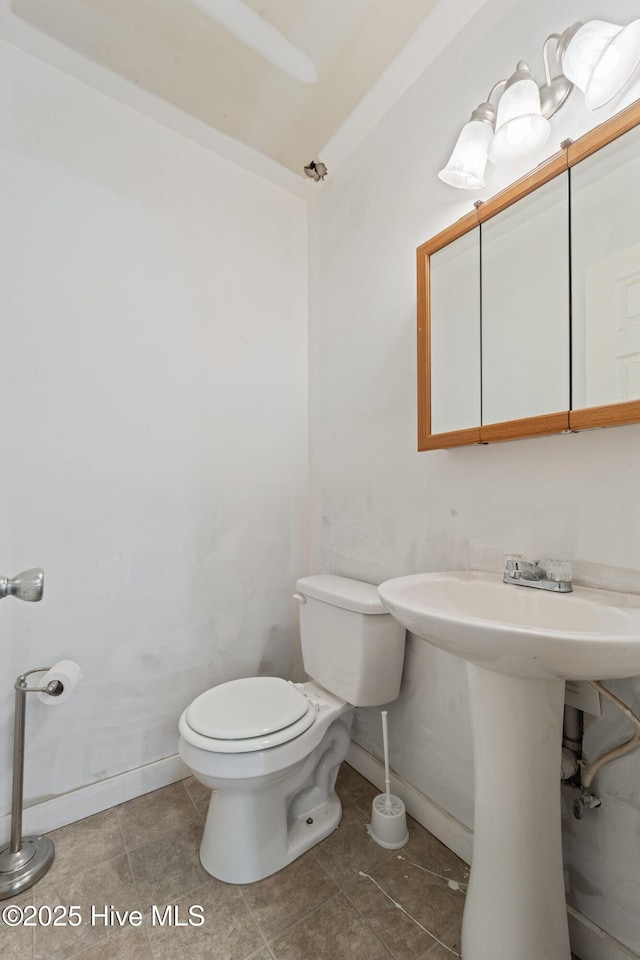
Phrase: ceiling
[{"left": 9, "top": 0, "right": 441, "bottom": 175}]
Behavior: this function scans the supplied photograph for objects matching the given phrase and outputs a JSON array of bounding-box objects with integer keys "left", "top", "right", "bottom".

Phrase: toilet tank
[{"left": 295, "top": 575, "right": 406, "bottom": 707}]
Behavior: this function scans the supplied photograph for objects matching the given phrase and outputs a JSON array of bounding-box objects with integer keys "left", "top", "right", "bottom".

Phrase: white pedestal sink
[{"left": 377, "top": 571, "right": 640, "bottom": 960}]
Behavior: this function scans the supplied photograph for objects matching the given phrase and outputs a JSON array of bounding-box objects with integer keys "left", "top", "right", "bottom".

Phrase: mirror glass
[
  {"left": 571, "top": 124, "right": 640, "bottom": 410},
  {"left": 480, "top": 175, "right": 570, "bottom": 426},
  {"left": 429, "top": 228, "right": 480, "bottom": 434}
]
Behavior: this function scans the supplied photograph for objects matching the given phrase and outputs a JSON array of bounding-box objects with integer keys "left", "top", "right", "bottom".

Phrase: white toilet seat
[{"left": 182, "top": 677, "right": 317, "bottom": 754}]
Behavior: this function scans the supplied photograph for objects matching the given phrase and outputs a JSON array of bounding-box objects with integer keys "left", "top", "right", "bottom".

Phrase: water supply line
[
  {"left": 582, "top": 681, "right": 640, "bottom": 787},
  {"left": 572, "top": 680, "right": 640, "bottom": 819}
]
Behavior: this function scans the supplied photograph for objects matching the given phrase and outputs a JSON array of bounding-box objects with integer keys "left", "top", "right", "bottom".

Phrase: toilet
[{"left": 178, "top": 574, "right": 406, "bottom": 884}]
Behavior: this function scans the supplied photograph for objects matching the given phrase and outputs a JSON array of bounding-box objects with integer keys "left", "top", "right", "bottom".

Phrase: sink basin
[
  {"left": 377, "top": 570, "right": 640, "bottom": 680},
  {"left": 377, "top": 571, "right": 640, "bottom": 960}
]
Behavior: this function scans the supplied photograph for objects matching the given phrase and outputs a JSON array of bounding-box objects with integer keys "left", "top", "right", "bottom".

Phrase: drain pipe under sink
[{"left": 561, "top": 704, "right": 582, "bottom": 780}]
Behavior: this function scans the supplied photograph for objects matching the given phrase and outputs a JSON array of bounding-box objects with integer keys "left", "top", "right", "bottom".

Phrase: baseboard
[
  {"left": 567, "top": 906, "right": 640, "bottom": 960},
  {"left": 346, "top": 742, "right": 640, "bottom": 960},
  {"left": 0, "top": 754, "right": 190, "bottom": 845}
]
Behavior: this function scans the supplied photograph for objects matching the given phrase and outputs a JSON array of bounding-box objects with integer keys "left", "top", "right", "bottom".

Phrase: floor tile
[
  {"left": 33, "top": 853, "right": 140, "bottom": 960},
  {"left": 44, "top": 809, "right": 126, "bottom": 885},
  {"left": 116, "top": 783, "right": 200, "bottom": 849},
  {"left": 126, "top": 820, "right": 210, "bottom": 909},
  {"left": 345, "top": 869, "right": 451, "bottom": 960},
  {"left": 423, "top": 917, "right": 462, "bottom": 958},
  {"left": 0, "top": 885, "right": 34, "bottom": 960},
  {"left": 146, "top": 878, "right": 264, "bottom": 960},
  {"left": 60, "top": 926, "right": 153, "bottom": 960},
  {"left": 312, "top": 802, "right": 390, "bottom": 888},
  {"left": 354, "top": 854, "right": 465, "bottom": 949},
  {"left": 240, "top": 851, "right": 338, "bottom": 940},
  {"left": 403, "top": 821, "right": 470, "bottom": 888},
  {"left": 182, "top": 777, "right": 210, "bottom": 819},
  {"left": 269, "top": 893, "right": 392, "bottom": 960}
]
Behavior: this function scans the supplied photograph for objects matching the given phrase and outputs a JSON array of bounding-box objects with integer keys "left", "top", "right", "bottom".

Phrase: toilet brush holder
[
  {"left": 0, "top": 668, "right": 66, "bottom": 900},
  {"left": 368, "top": 792, "right": 409, "bottom": 849},
  {"left": 367, "top": 709, "right": 408, "bottom": 849}
]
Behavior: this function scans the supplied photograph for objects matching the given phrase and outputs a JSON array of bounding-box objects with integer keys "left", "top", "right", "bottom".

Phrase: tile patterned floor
[{"left": 1, "top": 765, "right": 471, "bottom": 960}]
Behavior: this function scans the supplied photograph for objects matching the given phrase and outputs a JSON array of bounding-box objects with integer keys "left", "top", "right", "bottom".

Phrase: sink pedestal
[{"left": 462, "top": 664, "right": 571, "bottom": 960}]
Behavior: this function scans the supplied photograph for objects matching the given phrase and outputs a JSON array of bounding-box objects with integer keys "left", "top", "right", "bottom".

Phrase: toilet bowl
[
  {"left": 179, "top": 678, "right": 352, "bottom": 883},
  {"left": 178, "top": 575, "right": 406, "bottom": 884}
]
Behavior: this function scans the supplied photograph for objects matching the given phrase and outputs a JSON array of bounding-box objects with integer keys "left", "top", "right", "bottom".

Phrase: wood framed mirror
[{"left": 417, "top": 99, "right": 640, "bottom": 451}]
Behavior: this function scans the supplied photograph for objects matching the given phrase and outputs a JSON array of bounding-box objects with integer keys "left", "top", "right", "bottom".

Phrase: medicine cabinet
[{"left": 417, "top": 99, "right": 640, "bottom": 450}]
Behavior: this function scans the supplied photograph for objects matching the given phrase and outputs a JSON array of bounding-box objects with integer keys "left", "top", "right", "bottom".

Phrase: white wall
[
  {"left": 3, "top": 1, "right": 640, "bottom": 952},
  {"left": 308, "top": 0, "right": 640, "bottom": 953},
  {"left": 0, "top": 41, "right": 307, "bottom": 822}
]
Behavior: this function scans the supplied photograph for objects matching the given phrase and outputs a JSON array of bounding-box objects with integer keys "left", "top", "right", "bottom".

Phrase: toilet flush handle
[{"left": 292, "top": 593, "right": 306, "bottom": 604}]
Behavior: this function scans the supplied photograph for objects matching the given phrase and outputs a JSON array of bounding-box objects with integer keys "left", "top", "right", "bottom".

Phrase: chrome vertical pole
[{"left": 9, "top": 677, "right": 27, "bottom": 853}]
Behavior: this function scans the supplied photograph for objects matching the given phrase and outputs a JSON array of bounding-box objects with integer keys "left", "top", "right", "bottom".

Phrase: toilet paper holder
[
  {"left": 14, "top": 666, "right": 65, "bottom": 696},
  {"left": 0, "top": 667, "right": 72, "bottom": 900}
]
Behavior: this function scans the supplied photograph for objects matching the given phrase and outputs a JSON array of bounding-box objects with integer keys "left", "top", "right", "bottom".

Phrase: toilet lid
[{"left": 185, "top": 677, "right": 311, "bottom": 740}]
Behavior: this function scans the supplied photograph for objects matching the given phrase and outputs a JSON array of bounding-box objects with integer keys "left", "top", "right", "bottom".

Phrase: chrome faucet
[{"left": 503, "top": 556, "right": 572, "bottom": 593}]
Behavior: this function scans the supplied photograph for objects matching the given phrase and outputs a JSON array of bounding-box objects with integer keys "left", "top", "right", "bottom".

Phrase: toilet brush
[{"left": 367, "top": 710, "right": 408, "bottom": 849}]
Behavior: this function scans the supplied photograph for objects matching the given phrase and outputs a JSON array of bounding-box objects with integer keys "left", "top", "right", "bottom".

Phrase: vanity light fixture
[
  {"left": 487, "top": 61, "right": 550, "bottom": 165},
  {"left": 558, "top": 20, "right": 640, "bottom": 110},
  {"left": 439, "top": 17, "right": 640, "bottom": 190},
  {"left": 538, "top": 33, "right": 574, "bottom": 119},
  {"left": 437, "top": 101, "right": 495, "bottom": 189}
]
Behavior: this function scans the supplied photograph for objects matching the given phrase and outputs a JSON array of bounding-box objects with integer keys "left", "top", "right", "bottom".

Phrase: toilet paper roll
[{"left": 37, "top": 660, "right": 83, "bottom": 705}]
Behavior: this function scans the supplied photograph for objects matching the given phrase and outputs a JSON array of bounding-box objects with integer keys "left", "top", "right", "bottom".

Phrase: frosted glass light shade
[
  {"left": 488, "top": 66, "right": 550, "bottom": 164},
  {"left": 439, "top": 119, "right": 493, "bottom": 190},
  {"left": 562, "top": 19, "right": 640, "bottom": 109}
]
